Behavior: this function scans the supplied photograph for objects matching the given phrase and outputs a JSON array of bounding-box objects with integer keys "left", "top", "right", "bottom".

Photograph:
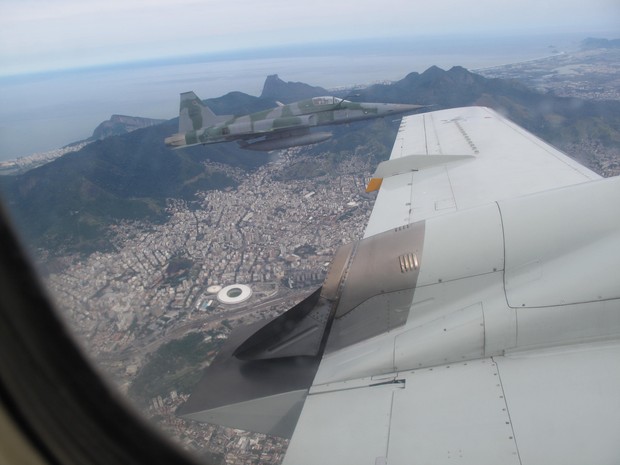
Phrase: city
[
  {"left": 42, "top": 146, "right": 377, "bottom": 463},
  {"left": 476, "top": 46, "right": 620, "bottom": 101}
]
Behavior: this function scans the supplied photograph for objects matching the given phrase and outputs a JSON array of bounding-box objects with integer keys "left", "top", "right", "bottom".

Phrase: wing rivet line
[{"left": 454, "top": 120, "right": 480, "bottom": 154}]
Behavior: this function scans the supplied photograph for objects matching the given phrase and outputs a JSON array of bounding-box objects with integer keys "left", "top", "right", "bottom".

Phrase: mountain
[
  {"left": 581, "top": 38, "right": 620, "bottom": 50},
  {"left": 203, "top": 91, "right": 277, "bottom": 116},
  {"left": 91, "top": 115, "right": 167, "bottom": 140},
  {"left": 356, "top": 66, "right": 620, "bottom": 170},
  {"left": 260, "top": 74, "right": 328, "bottom": 102},
  {"left": 1, "top": 68, "right": 619, "bottom": 254},
  {"left": 0, "top": 118, "right": 269, "bottom": 253}
]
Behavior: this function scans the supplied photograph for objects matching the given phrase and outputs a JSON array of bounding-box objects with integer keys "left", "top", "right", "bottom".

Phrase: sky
[{"left": 1, "top": 0, "right": 619, "bottom": 76}]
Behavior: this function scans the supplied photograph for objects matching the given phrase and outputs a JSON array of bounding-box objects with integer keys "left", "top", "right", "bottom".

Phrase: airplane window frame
[{"left": 0, "top": 203, "right": 206, "bottom": 465}]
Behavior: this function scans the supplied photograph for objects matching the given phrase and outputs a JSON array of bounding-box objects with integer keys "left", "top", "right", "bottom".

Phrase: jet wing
[{"left": 281, "top": 107, "right": 620, "bottom": 465}]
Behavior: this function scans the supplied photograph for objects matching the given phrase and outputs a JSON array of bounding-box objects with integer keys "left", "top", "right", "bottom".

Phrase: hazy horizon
[
  {"left": 0, "top": 32, "right": 615, "bottom": 160},
  {"left": 2, "top": 0, "right": 618, "bottom": 76}
]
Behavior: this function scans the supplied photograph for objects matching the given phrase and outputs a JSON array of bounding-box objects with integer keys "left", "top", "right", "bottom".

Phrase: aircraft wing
[
  {"left": 178, "top": 107, "right": 620, "bottom": 465},
  {"left": 281, "top": 107, "right": 620, "bottom": 465},
  {"left": 364, "top": 105, "right": 599, "bottom": 235}
]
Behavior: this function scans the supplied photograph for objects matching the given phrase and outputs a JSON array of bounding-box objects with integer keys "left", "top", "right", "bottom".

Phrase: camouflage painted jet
[{"left": 164, "top": 92, "right": 425, "bottom": 151}]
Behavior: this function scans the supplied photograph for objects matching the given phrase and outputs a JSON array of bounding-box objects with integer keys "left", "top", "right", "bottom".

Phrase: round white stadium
[{"left": 216, "top": 284, "right": 252, "bottom": 304}]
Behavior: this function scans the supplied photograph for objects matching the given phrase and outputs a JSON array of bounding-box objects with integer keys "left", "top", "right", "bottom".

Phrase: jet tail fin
[{"left": 178, "top": 91, "right": 231, "bottom": 133}]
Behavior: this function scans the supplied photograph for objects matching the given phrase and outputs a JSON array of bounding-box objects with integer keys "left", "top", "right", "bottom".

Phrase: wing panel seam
[
  {"left": 385, "top": 391, "right": 396, "bottom": 460},
  {"left": 493, "top": 357, "right": 524, "bottom": 465},
  {"left": 423, "top": 114, "right": 429, "bottom": 155}
]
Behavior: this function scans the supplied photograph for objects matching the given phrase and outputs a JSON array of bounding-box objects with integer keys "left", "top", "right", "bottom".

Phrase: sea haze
[{"left": 0, "top": 34, "right": 585, "bottom": 160}]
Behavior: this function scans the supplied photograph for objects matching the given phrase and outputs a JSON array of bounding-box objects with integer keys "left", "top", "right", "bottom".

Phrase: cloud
[{"left": 1, "top": 0, "right": 618, "bottom": 75}]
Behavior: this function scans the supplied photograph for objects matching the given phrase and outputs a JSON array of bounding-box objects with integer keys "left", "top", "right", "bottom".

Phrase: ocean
[{"left": 0, "top": 33, "right": 586, "bottom": 160}]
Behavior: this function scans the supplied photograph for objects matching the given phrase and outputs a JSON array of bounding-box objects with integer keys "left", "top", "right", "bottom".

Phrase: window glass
[{"left": 1, "top": 2, "right": 617, "bottom": 464}]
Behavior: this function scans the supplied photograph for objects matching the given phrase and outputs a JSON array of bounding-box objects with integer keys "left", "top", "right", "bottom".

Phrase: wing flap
[
  {"left": 285, "top": 342, "right": 620, "bottom": 465},
  {"left": 285, "top": 359, "right": 519, "bottom": 465},
  {"left": 497, "top": 342, "right": 620, "bottom": 465},
  {"left": 283, "top": 381, "right": 395, "bottom": 465}
]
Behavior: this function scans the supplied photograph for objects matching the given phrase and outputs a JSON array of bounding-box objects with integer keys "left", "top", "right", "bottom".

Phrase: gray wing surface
[
  {"left": 283, "top": 107, "right": 620, "bottom": 465},
  {"left": 365, "top": 106, "right": 599, "bottom": 236}
]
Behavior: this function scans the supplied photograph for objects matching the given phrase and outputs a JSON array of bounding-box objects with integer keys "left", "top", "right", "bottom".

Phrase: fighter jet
[{"left": 164, "top": 91, "right": 424, "bottom": 151}]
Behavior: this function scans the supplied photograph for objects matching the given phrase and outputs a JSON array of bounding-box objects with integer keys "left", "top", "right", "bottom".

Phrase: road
[{"left": 97, "top": 289, "right": 313, "bottom": 362}]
